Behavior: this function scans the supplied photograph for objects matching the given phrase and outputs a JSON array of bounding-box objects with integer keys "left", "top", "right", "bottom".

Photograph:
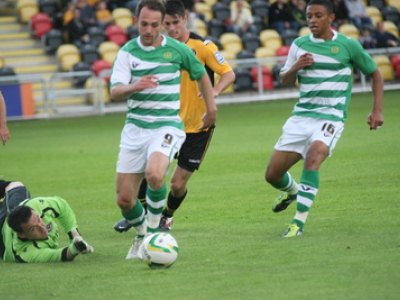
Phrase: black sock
[{"left": 163, "top": 190, "right": 187, "bottom": 217}]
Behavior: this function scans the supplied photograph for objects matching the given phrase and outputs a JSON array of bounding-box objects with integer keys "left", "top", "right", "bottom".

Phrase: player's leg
[
  {"left": 146, "top": 128, "right": 186, "bottom": 233},
  {"left": 265, "top": 150, "right": 302, "bottom": 212},
  {"left": 114, "top": 179, "right": 147, "bottom": 233},
  {"left": 284, "top": 120, "right": 344, "bottom": 237}
]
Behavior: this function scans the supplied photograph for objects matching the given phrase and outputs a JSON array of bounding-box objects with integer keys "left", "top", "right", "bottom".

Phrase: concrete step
[
  {"left": 5, "top": 55, "right": 52, "bottom": 66},
  {"left": 0, "top": 16, "right": 17, "bottom": 23},
  {"left": 0, "top": 40, "right": 38, "bottom": 51},
  {"left": 1, "top": 48, "right": 45, "bottom": 56},
  {"left": 0, "top": 32, "right": 30, "bottom": 40},
  {"left": 14, "top": 64, "right": 58, "bottom": 74},
  {"left": 0, "top": 23, "right": 24, "bottom": 33}
]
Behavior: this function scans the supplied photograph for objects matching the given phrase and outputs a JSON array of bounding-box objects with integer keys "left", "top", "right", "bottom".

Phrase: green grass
[{"left": 1, "top": 91, "right": 399, "bottom": 300}]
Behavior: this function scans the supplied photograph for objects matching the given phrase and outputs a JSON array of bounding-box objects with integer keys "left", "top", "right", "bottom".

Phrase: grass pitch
[{"left": 0, "top": 91, "right": 399, "bottom": 300}]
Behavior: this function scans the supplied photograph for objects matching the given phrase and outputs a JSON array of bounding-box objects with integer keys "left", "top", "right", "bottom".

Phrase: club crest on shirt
[
  {"left": 163, "top": 52, "right": 173, "bottom": 59},
  {"left": 330, "top": 46, "right": 340, "bottom": 54},
  {"left": 161, "top": 134, "right": 173, "bottom": 148}
]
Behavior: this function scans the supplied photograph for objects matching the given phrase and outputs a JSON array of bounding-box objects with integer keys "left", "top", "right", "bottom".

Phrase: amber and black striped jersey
[{"left": 181, "top": 32, "right": 233, "bottom": 133}]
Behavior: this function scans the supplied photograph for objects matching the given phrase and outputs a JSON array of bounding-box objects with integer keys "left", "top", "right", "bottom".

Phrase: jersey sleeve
[
  {"left": 203, "top": 40, "right": 233, "bottom": 75},
  {"left": 348, "top": 39, "right": 377, "bottom": 75},
  {"left": 178, "top": 42, "right": 206, "bottom": 81},
  {"left": 16, "top": 244, "right": 66, "bottom": 263},
  {"left": 110, "top": 48, "right": 132, "bottom": 88}
]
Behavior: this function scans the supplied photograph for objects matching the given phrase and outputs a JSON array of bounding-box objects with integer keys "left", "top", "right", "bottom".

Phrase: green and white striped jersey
[
  {"left": 281, "top": 31, "right": 377, "bottom": 122},
  {"left": 110, "top": 35, "right": 206, "bottom": 130}
]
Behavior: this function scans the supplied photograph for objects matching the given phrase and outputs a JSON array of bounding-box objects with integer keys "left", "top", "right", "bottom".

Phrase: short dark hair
[
  {"left": 165, "top": 0, "right": 186, "bottom": 18},
  {"left": 136, "top": 0, "right": 166, "bottom": 19},
  {"left": 7, "top": 206, "right": 33, "bottom": 233},
  {"left": 307, "top": 0, "right": 334, "bottom": 14}
]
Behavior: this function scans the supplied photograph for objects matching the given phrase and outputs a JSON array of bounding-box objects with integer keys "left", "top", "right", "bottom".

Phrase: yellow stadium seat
[
  {"left": 383, "top": 20, "right": 399, "bottom": 38},
  {"left": 299, "top": 26, "right": 311, "bottom": 36},
  {"left": 220, "top": 32, "right": 243, "bottom": 55},
  {"left": 112, "top": 8, "right": 133, "bottom": 30},
  {"left": 194, "top": 18, "right": 208, "bottom": 37},
  {"left": 17, "top": 0, "right": 39, "bottom": 23},
  {"left": 373, "top": 55, "right": 394, "bottom": 81},
  {"left": 387, "top": 0, "right": 400, "bottom": 12},
  {"left": 195, "top": 2, "right": 212, "bottom": 21},
  {"left": 99, "top": 41, "right": 120, "bottom": 64},
  {"left": 56, "top": 44, "right": 81, "bottom": 71},
  {"left": 338, "top": 24, "right": 360, "bottom": 39},
  {"left": 85, "top": 77, "right": 110, "bottom": 104},
  {"left": 259, "top": 29, "right": 283, "bottom": 51},
  {"left": 365, "top": 6, "right": 382, "bottom": 25}
]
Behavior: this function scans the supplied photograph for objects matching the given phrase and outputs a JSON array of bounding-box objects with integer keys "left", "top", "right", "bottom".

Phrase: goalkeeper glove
[{"left": 68, "top": 236, "right": 94, "bottom": 256}]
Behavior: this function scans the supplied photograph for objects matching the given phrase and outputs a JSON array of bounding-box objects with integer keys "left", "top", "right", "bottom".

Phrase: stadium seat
[
  {"left": 255, "top": 47, "right": 276, "bottom": 69},
  {"left": 212, "top": 3, "right": 230, "bottom": 22},
  {"left": 85, "top": 76, "right": 111, "bottom": 104},
  {"left": 88, "top": 26, "right": 106, "bottom": 47},
  {"left": 252, "top": 15, "right": 264, "bottom": 35},
  {"left": 366, "top": 6, "right": 383, "bottom": 25},
  {"left": 0, "top": 66, "right": 18, "bottom": 84},
  {"left": 105, "top": 25, "right": 128, "bottom": 46},
  {"left": 299, "top": 26, "right": 311, "bottom": 36},
  {"left": 236, "top": 50, "right": 255, "bottom": 60},
  {"left": 281, "top": 29, "right": 299, "bottom": 45},
  {"left": 43, "top": 28, "right": 64, "bottom": 53},
  {"left": 234, "top": 67, "right": 254, "bottom": 92},
  {"left": 368, "top": 0, "right": 386, "bottom": 10},
  {"left": 80, "top": 44, "right": 100, "bottom": 65},
  {"left": 220, "top": 32, "right": 243, "bottom": 55},
  {"left": 382, "top": 6, "right": 400, "bottom": 24},
  {"left": 17, "top": 0, "right": 39, "bottom": 23},
  {"left": 56, "top": 44, "right": 81, "bottom": 71},
  {"left": 242, "top": 33, "right": 261, "bottom": 54},
  {"left": 207, "top": 19, "right": 225, "bottom": 38},
  {"left": 30, "top": 12, "right": 53, "bottom": 38},
  {"left": 219, "top": 49, "right": 237, "bottom": 68},
  {"left": 112, "top": 8, "right": 133, "bottom": 30},
  {"left": 39, "top": 0, "right": 59, "bottom": 16},
  {"left": 0, "top": 57, "right": 5, "bottom": 69},
  {"left": 251, "top": 65, "right": 274, "bottom": 90},
  {"left": 205, "top": 35, "right": 222, "bottom": 50},
  {"left": 251, "top": 0, "right": 269, "bottom": 18},
  {"left": 390, "top": 54, "right": 400, "bottom": 68},
  {"left": 387, "top": 0, "right": 400, "bottom": 12},
  {"left": 373, "top": 55, "right": 394, "bottom": 80},
  {"left": 194, "top": 18, "right": 208, "bottom": 37},
  {"left": 126, "top": 25, "right": 139, "bottom": 39},
  {"left": 382, "top": 20, "right": 399, "bottom": 37},
  {"left": 275, "top": 45, "right": 290, "bottom": 57},
  {"left": 72, "top": 61, "right": 92, "bottom": 87},
  {"left": 98, "top": 41, "right": 120, "bottom": 64},
  {"left": 91, "top": 59, "right": 112, "bottom": 77},
  {"left": 195, "top": 2, "right": 212, "bottom": 21},
  {"left": 259, "top": 29, "right": 283, "bottom": 51},
  {"left": 338, "top": 24, "right": 360, "bottom": 39}
]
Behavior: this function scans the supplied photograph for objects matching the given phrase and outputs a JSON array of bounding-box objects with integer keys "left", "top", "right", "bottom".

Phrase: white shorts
[
  {"left": 116, "top": 123, "right": 186, "bottom": 173},
  {"left": 274, "top": 116, "right": 344, "bottom": 158}
]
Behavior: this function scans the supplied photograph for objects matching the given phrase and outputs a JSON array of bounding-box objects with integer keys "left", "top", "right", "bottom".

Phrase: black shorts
[{"left": 176, "top": 127, "right": 215, "bottom": 172}]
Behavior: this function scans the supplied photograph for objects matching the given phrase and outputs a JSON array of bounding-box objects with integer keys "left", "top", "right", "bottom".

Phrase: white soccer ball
[{"left": 141, "top": 232, "right": 179, "bottom": 268}]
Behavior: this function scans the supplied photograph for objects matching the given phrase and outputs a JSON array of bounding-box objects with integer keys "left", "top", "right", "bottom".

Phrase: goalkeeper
[{"left": 1, "top": 194, "right": 93, "bottom": 263}]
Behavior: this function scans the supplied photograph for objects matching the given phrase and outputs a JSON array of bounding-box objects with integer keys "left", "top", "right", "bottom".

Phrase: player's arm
[
  {"left": 280, "top": 52, "right": 314, "bottom": 86},
  {"left": 368, "top": 69, "right": 384, "bottom": 130},
  {"left": 197, "top": 73, "right": 217, "bottom": 130},
  {"left": 213, "top": 70, "right": 235, "bottom": 97},
  {"left": 0, "top": 91, "right": 10, "bottom": 145}
]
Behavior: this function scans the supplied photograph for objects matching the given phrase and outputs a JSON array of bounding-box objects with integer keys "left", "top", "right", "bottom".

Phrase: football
[{"left": 140, "top": 232, "right": 179, "bottom": 268}]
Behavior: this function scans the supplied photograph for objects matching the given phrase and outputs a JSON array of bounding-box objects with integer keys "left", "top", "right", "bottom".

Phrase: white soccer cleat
[{"left": 126, "top": 235, "right": 145, "bottom": 260}]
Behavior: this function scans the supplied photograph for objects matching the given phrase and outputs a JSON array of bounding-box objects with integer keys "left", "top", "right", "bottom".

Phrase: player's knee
[
  {"left": 265, "top": 167, "right": 279, "bottom": 184},
  {"left": 145, "top": 173, "right": 164, "bottom": 190},
  {"left": 170, "top": 180, "right": 185, "bottom": 196},
  {"left": 116, "top": 195, "right": 133, "bottom": 210}
]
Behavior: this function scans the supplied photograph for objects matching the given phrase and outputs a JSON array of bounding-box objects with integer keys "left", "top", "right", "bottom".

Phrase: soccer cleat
[
  {"left": 126, "top": 235, "right": 145, "bottom": 260},
  {"left": 159, "top": 215, "right": 173, "bottom": 231},
  {"left": 282, "top": 223, "right": 303, "bottom": 238},
  {"left": 114, "top": 219, "right": 133, "bottom": 233},
  {"left": 272, "top": 193, "right": 296, "bottom": 213}
]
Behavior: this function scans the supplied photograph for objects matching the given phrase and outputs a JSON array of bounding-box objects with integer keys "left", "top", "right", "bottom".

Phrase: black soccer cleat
[
  {"left": 114, "top": 219, "right": 133, "bottom": 233},
  {"left": 272, "top": 193, "right": 296, "bottom": 213}
]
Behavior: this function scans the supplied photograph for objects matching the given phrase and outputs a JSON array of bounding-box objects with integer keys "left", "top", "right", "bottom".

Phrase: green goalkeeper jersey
[
  {"left": 2, "top": 196, "right": 79, "bottom": 263},
  {"left": 281, "top": 31, "right": 377, "bottom": 122}
]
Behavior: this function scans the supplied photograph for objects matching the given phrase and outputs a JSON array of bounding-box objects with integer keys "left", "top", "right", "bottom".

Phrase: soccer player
[
  {"left": 113, "top": 0, "right": 235, "bottom": 233},
  {"left": 265, "top": 0, "right": 384, "bottom": 237},
  {"left": 109, "top": 0, "right": 217, "bottom": 259},
  {"left": 0, "top": 91, "right": 10, "bottom": 145},
  {"left": 1, "top": 190, "right": 94, "bottom": 263}
]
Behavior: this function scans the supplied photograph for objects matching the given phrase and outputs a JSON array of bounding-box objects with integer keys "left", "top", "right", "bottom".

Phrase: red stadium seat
[
  {"left": 30, "top": 12, "right": 53, "bottom": 38},
  {"left": 251, "top": 66, "right": 274, "bottom": 90},
  {"left": 105, "top": 25, "right": 128, "bottom": 46},
  {"left": 91, "top": 59, "right": 112, "bottom": 82},
  {"left": 275, "top": 45, "right": 290, "bottom": 57}
]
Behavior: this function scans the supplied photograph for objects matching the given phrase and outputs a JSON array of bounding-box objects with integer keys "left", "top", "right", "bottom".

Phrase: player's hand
[
  {"left": 132, "top": 75, "right": 159, "bottom": 92},
  {"left": 69, "top": 236, "right": 94, "bottom": 255},
  {"left": 199, "top": 112, "right": 216, "bottom": 131},
  {"left": 295, "top": 53, "right": 314, "bottom": 70},
  {"left": 367, "top": 111, "right": 384, "bottom": 130},
  {"left": 0, "top": 126, "right": 10, "bottom": 145}
]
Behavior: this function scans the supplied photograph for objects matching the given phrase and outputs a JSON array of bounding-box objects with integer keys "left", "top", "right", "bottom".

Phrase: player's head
[
  {"left": 306, "top": 0, "right": 335, "bottom": 38},
  {"left": 7, "top": 206, "right": 49, "bottom": 240},
  {"left": 136, "top": 0, "right": 166, "bottom": 46},
  {"left": 164, "top": 0, "right": 188, "bottom": 41}
]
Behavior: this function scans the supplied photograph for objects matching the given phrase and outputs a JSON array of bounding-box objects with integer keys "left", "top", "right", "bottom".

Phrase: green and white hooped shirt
[{"left": 281, "top": 31, "right": 377, "bottom": 122}]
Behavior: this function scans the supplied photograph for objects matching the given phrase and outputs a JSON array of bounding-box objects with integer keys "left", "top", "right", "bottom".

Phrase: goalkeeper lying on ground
[{"left": 0, "top": 181, "right": 93, "bottom": 263}]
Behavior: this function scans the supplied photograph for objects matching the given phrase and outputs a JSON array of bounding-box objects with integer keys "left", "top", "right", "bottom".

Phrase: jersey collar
[
  {"left": 137, "top": 34, "right": 167, "bottom": 51},
  {"left": 310, "top": 30, "right": 337, "bottom": 43}
]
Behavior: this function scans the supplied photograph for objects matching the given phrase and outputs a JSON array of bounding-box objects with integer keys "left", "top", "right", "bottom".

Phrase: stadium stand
[
  {"left": 98, "top": 41, "right": 119, "bottom": 65},
  {"left": 373, "top": 55, "right": 395, "bottom": 80},
  {"left": 17, "top": 0, "right": 39, "bottom": 24},
  {"left": 366, "top": 6, "right": 383, "bottom": 25},
  {"left": 112, "top": 7, "right": 134, "bottom": 30},
  {"left": 30, "top": 12, "right": 53, "bottom": 38},
  {"left": 242, "top": 32, "right": 261, "bottom": 54},
  {"left": 42, "top": 28, "right": 64, "bottom": 54},
  {"left": 259, "top": 29, "right": 283, "bottom": 52},
  {"left": 105, "top": 24, "right": 128, "bottom": 46},
  {"left": 338, "top": 23, "right": 360, "bottom": 39},
  {"left": 56, "top": 44, "right": 81, "bottom": 71},
  {"left": 220, "top": 32, "right": 243, "bottom": 55}
]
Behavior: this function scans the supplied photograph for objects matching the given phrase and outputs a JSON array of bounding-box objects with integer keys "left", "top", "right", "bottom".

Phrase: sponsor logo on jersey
[
  {"left": 215, "top": 51, "right": 225, "bottom": 64},
  {"left": 331, "top": 46, "right": 340, "bottom": 54}
]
